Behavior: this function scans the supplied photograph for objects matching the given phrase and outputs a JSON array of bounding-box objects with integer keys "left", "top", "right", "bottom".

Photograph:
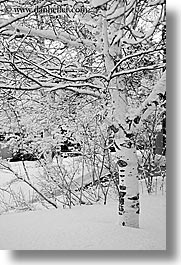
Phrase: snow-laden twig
[
  {"left": 128, "top": 71, "right": 166, "bottom": 125},
  {"left": 107, "top": 0, "right": 136, "bottom": 21},
  {"left": 92, "top": 0, "right": 112, "bottom": 8},
  {"left": 44, "top": 82, "right": 104, "bottom": 98},
  {"left": 108, "top": 48, "right": 164, "bottom": 80},
  {"left": 112, "top": 64, "right": 165, "bottom": 79},
  {"left": 15, "top": 54, "right": 108, "bottom": 83}
]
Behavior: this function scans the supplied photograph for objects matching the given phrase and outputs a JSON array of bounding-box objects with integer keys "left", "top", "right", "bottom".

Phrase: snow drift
[{"left": 0, "top": 194, "right": 166, "bottom": 250}]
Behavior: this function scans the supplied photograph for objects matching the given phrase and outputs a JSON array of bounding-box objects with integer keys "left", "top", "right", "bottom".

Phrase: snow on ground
[
  {"left": 0, "top": 158, "right": 108, "bottom": 210},
  {"left": 0, "top": 157, "right": 91, "bottom": 185},
  {"left": 0, "top": 158, "right": 81, "bottom": 197},
  {"left": 0, "top": 161, "right": 45, "bottom": 208},
  {"left": 0, "top": 159, "right": 166, "bottom": 250},
  {"left": 0, "top": 194, "right": 166, "bottom": 250}
]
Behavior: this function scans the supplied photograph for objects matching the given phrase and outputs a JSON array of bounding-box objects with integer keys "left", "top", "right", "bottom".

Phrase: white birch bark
[
  {"left": 112, "top": 84, "right": 139, "bottom": 228},
  {"left": 116, "top": 146, "right": 139, "bottom": 227},
  {"left": 102, "top": 9, "right": 140, "bottom": 228}
]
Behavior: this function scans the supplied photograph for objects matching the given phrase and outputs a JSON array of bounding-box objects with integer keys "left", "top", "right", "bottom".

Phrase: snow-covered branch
[
  {"left": 128, "top": 71, "right": 166, "bottom": 124},
  {"left": 108, "top": 48, "right": 163, "bottom": 80},
  {"left": 15, "top": 54, "right": 107, "bottom": 84},
  {"left": 91, "top": 0, "right": 112, "bottom": 8},
  {"left": 0, "top": 81, "right": 103, "bottom": 98},
  {"left": 107, "top": 0, "right": 136, "bottom": 21},
  {"left": 148, "top": 0, "right": 165, "bottom": 6},
  {"left": 10, "top": 62, "right": 43, "bottom": 87},
  {"left": 102, "top": 11, "right": 114, "bottom": 73},
  {"left": 44, "top": 83, "right": 104, "bottom": 98},
  {"left": 140, "top": 71, "right": 166, "bottom": 110},
  {"left": 1, "top": 22, "right": 98, "bottom": 50},
  {"left": 111, "top": 64, "right": 165, "bottom": 79}
]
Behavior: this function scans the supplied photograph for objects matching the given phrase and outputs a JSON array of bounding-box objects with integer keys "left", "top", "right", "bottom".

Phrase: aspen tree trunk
[
  {"left": 116, "top": 146, "right": 139, "bottom": 227},
  {"left": 102, "top": 13, "right": 140, "bottom": 228},
  {"left": 112, "top": 88, "right": 139, "bottom": 228}
]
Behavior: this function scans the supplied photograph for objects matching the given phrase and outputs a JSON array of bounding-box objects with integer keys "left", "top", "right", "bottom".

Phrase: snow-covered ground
[
  {"left": 0, "top": 157, "right": 111, "bottom": 212},
  {"left": 0, "top": 158, "right": 89, "bottom": 207},
  {"left": 0, "top": 193, "right": 166, "bottom": 250},
  {"left": 0, "top": 158, "right": 166, "bottom": 250}
]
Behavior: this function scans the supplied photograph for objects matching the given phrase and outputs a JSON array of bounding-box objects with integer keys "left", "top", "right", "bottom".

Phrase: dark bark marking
[
  {"left": 109, "top": 124, "right": 119, "bottom": 133},
  {"left": 117, "top": 160, "right": 128, "bottom": 167},
  {"left": 134, "top": 116, "right": 141, "bottom": 124},
  {"left": 119, "top": 203, "right": 124, "bottom": 213},
  {"left": 119, "top": 185, "right": 126, "bottom": 190}
]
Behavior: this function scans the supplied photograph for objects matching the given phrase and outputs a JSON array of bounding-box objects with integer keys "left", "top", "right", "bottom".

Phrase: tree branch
[
  {"left": 128, "top": 71, "right": 166, "bottom": 125},
  {"left": 108, "top": 48, "right": 163, "bottom": 80},
  {"left": 15, "top": 54, "right": 108, "bottom": 83},
  {"left": 111, "top": 64, "right": 166, "bottom": 79}
]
